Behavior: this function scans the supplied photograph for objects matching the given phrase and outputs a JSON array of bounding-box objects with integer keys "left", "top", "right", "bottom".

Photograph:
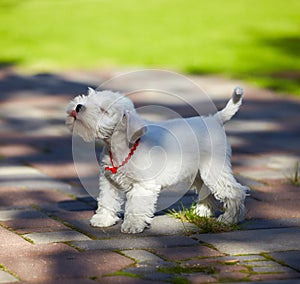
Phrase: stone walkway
[{"left": 0, "top": 67, "right": 299, "bottom": 283}]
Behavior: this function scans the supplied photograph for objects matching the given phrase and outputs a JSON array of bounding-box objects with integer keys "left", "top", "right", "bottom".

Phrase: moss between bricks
[
  {"left": 0, "top": 222, "right": 34, "bottom": 244},
  {"left": 244, "top": 262, "right": 286, "bottom": 277},
  {"left": 159, "top": 265, "right": 218, "bottom": 284},
  {"left": 158, "top": 262, "right": 255, "bottom": 283},
  {"left": 260, "top": 252, "right": 287, "bottom": 267},
  {"left": 158, "top": 265, "right": 217, "bottom": 275},
  {"left": 0, "top": 263, "right": 21, "bottom": 281},
  {"left": 104, "top": 250, "right": 142, "bottom": 279},
  {"left": 64, "top": 241, "right": 85, "bottom": 252},
  {"left": 199, "top": 241, "right": 220, "bottom": 252},
  {"left": 171, "top": 277, "right": 190, "bottom": 284},
  {"left": 32, "top": 204, "right": 97, "bottom": 240},
  {"left": 218, "top": 276, "right": 250, "bottom": 283},
  {"left": 103, "top": 271, "right": 140, "bottom": 278}
]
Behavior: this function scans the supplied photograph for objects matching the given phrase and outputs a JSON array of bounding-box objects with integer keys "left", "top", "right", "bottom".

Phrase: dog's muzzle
[{"left": 71, "top": 104, "right": 83, "bottom": 119}]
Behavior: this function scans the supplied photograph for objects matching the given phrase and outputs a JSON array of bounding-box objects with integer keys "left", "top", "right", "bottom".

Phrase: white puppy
[{"left": 66, "top": 87, "right": 249, "bottom": 233}]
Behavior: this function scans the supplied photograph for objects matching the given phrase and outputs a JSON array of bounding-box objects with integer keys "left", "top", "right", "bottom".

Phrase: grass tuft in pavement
[
  {"left": 168, "top": 203, "right": 239, "bottom": 234},
  {"left": 290, "top": 161, "right": 300, "bottom": 186}
]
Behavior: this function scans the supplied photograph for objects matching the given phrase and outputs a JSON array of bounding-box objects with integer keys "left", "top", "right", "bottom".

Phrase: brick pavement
[{"left": 0, "top": 67, "right": 299, "bottom": 283}]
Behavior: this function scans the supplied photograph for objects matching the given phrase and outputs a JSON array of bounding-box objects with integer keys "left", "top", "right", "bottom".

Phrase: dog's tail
[{"left": 214, "top": 86, "right": 243, "bottom": 125}]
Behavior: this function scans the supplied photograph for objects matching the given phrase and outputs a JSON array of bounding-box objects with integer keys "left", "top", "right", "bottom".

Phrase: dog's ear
[
  {"left": 87, "top": 87, "right": 95, "bottom": 96},
  {"left": 123, "top": 110, "right": 146, "bottom": 148}
]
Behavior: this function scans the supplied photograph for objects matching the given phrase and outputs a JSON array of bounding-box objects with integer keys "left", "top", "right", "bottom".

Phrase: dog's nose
[
  {"left": 70, "top": 110, "right": 77, "bottom": 118},
  {"left": 76, "top": 104, "right": 83, "bottom": 113}
]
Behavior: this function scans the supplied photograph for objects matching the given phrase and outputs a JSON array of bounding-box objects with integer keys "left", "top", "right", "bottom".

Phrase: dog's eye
[{"left": 76, "top": 104, "right": 83, "bottom": 113}]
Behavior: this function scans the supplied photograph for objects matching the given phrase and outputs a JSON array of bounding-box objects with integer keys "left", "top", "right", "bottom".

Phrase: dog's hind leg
[
  {"left": 192, "top": 173, "right": 216, "bottom": 217},
  {"left": 90, "top": 175, "right": 124, "bottom": 228},
  {"left": 194, "top": 193, "right": 218, "bottom": 218},
  {"left": 199, "top": 151, "right": 248, "bottom": 224},
  {"left": 201, "top": 169, "right": 248, "bottom": 224}
]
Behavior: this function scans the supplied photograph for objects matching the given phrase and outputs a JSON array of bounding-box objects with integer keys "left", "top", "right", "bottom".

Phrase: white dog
[{"left": 66, "top": 87, "right": 249, "bottom": 233}]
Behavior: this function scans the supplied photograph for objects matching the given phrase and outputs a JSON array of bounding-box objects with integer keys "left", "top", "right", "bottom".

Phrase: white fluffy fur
[{"left": 66, "top": 87, "right": 249, "bottom": 234}]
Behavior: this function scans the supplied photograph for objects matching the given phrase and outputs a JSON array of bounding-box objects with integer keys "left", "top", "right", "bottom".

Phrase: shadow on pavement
[{"left": 1, "top": 68, "right": 300, "bottom": 281}]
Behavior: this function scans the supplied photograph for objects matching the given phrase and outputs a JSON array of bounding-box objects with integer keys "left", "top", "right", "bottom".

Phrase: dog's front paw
[
  {"left": 121, "top": 218, "right": 148, "bottom": 234},
  {"left": 90, "top": 213, "right": 119, "bottom": 228}
]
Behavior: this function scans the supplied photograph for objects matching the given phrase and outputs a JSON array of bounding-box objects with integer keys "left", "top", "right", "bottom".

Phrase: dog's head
[{"left": 66, "top": 88, "right": 146, "bottom": 146}]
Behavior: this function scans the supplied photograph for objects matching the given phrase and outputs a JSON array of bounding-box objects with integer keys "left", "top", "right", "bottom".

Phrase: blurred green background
[{"left": 0, "top": 0, "right": 299, "bottom": 94}]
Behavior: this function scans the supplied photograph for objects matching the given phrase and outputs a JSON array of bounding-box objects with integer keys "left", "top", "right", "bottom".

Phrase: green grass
[
  {"left": 168, "top": 203, "right": 239, "bottom": 233},
  {"left": 159, "top": 265, "right": 216, "bottom": 275},
  {"left": 103, "top": 271, "right": 140, "bottom": 279},
  {"left": 289, "top": 161, "right": 300, "bottom": 186},
  {"left": 0, "top": 263, "right": 21, "bottom": 282},
  {"left": 0, "top": 0, "right": 299, "bottom": 94}
]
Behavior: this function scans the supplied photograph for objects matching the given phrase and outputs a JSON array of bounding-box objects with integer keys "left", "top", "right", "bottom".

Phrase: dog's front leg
[
  {"left": 90, "top": 175, "right": 124, "bottom": 228},
  {"left": 121, "top": 183, "right": 160, "bottom": 234}
]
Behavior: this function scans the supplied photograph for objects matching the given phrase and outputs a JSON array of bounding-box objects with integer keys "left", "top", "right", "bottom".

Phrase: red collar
[{"left": 105, "top": 139, "right": 140, "bottom": 174}]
